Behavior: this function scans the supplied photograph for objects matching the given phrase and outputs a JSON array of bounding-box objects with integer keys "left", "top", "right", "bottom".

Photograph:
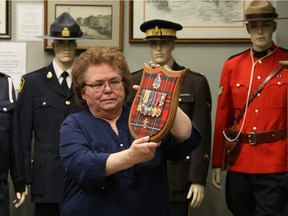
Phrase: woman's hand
[
  {"left": 148, "top": 61, "right": 161, "bottom": 69},
  {"left": 127, "top": 136, "right": 161, "bottom": 164},
  {"left": 279, "top": 60, "right": 288, "bottom": 70},
  {"left": 106, "top": 136, "right": 160, "bottom": 176}
]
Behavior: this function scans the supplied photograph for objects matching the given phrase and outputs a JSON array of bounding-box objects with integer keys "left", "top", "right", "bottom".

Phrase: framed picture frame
[
  {"left": 129, "top": 0, "right": 252, "bottom": 43},
  {"left": 0, "top": 0, "right": 11, "bottom": 39},
  {"left": 44, "top": 0, "right": 123, "bottom": 50}
]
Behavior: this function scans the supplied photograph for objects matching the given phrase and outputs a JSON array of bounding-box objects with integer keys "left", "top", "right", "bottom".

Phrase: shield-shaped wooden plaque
[{"left": 129, "top": 64, "right": 188, "bottom": 142}]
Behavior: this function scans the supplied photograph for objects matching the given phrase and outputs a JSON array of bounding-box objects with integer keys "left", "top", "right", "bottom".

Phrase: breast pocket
[
  {"left": 230, "top": 80, "right": 249, "bottom": 109},
  {"left": 33, "top": 96, "right": 58, "bottom": 125},
  {"left": 265, "top": 78, "right": 287, "bottom": 109}
]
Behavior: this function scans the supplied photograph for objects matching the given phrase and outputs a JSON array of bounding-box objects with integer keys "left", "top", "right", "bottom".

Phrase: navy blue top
[{"left": 59, "top": 106, "right": 201, "bottom": 216}]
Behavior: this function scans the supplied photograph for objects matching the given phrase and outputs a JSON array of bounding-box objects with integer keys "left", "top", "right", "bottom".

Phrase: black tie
[{"left": 61, "top": 71, "right": 69, "bottom": 95}]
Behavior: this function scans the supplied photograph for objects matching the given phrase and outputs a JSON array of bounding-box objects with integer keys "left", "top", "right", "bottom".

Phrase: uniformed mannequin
[
  {"left": 15, "top": 12, "right": 84, "bottom": 216},
  {"left": 0, "top": 72, "right": 26, "bottom": 215},
  {"left": 127, "top": 19, "right": 212, "bottom": 216},
  {"left": 211, "top": 1, "right": 288, "bottom": 216}
]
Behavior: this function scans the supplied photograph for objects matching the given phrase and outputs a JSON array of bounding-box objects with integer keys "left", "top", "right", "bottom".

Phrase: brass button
[
  {"left": 42, "top": 102, "right": 46, "bottom": 106},
  {"left": 65, "top": 100, "right": 71, "bottom": 105},
  {"left": 3, "top": 107, "right": 7, "bottom": 112}
]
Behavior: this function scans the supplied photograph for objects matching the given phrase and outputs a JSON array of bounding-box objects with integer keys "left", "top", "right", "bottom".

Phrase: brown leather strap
[
  {"left": 234, "top": 64, "right": 284, "bottom": 125},
  {"left": 241, "top": 129, "right": 287, "bottom": 145}
]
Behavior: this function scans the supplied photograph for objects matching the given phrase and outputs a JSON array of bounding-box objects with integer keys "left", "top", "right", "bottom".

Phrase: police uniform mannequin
[
  {"left": 211, "top": 1, "right": 288, "bottom": 215},
  {"left": 15, "top": 12, "right": 84, "bottom": 216},
  {"left": 127, "top": 19, "right": 212, "bottom": 216},
  {"left": 0, "top": 72, "right": 26, "bottom": 216}
]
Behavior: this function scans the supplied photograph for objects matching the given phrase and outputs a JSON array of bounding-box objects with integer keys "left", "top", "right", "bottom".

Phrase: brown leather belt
[{"left": 241, "top": 129, "right": 287, "bottom": 145}]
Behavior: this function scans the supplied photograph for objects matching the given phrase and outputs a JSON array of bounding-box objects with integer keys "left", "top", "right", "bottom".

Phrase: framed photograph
[
  {"left": 0, "top": 0, "right": 11, "bottom": 39},
  {"left": 44, "top": 0, "right": 123, "bottom": 50},
  {"left": 129, "top": 0, "right": 253, "bottom": 43}
]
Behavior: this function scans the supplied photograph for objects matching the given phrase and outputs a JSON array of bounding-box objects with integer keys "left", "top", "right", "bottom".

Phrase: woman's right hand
[
  {"left": 106, "top": 136, "right": 160, "bottom": 176},
  {"left": 128, "top": 136, "right": 160, "bottom": 164}
]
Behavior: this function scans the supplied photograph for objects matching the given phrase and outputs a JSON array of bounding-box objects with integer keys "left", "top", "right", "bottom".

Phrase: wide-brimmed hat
[
  {"left": 234, "top": 0, "right": 288, "bottom": 22},
  {"left": 140, "top": 19, "right": 183, "bottom": 41},
  {"left": 38, "top": 12, "right": 87, "bottom": 40}
]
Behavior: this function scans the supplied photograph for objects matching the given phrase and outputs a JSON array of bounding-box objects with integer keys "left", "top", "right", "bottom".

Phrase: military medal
[{"left": 153, "top": 73, "right": 161, "bottom": 89}]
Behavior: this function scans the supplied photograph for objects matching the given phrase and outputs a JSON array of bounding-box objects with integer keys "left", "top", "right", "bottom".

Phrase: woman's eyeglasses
[{"left": 85, "top": 79, "right": 123, "bottom": 92}]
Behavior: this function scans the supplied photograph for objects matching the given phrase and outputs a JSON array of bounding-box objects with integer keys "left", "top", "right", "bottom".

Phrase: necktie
[{"left": 61, "top": 71, "right": 69, "bottom": 95}]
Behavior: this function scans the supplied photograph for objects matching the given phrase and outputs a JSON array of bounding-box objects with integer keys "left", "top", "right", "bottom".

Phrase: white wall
[{"left": 6, "top": 1, "right": 288, "bottom": 216}]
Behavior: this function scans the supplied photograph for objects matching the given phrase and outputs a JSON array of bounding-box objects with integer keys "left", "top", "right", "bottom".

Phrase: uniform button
[
  {"left": 179, "top": 98, "right": 182, "bottom": 102},
  {"left": 236, "top": 83, "right": 240, "bottom": 87},
  {"left": 253, "top": 127, "right": 257, "bottom": 131},
  {"left": 120, "top": 144, "right": 124, "bottom": 147},
  {"left": 65, "top": 100, "right": 71, "bottom": 105},
  {"left": 257, "top": 76, "right": 261, "bottom": 80},
  {"left": 3, "top": 107, "right": 7, "bottom": 112},
  {"left": 186, "top": 156, "right": 190, "bottom": 160},
  {"left": 101, "top": 187, "right": 105, "bottom": 190},
  {"left": 257, "top": 93, "right": 261, "bottom": 97},
  {"left": 277, "top": 82, "right": 281, "bottom": 85},
  {"left": 255, "top": 109, "right": 259, "bottom": 113},
  {"left": 42, "top": 102, "right": 46, "bottom": 106},
  {"left": 259, "top": 60, "right": 262, "bottom": 64}
]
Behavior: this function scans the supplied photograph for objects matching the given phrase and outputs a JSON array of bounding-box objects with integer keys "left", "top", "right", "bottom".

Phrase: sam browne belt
[
  {"left": 242, "top": 129, "right": 287, "bottom": 145},
  {"left": 227, "top": 128, "right": 287, "bottom": 145}
]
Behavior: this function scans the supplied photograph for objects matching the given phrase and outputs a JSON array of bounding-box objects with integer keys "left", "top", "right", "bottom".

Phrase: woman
[{"left": 59, "top": 46, "right": 201, "bottom": 216}]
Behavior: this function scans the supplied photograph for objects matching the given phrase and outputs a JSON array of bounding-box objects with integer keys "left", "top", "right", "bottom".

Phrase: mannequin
[
  {"left": 211, "top": 1, "right": 288, "bottom": 215},
  {"left": 127, "top": 19, "right": 212, "bottom": 216},
  {"left": 0, "top": 72, "right": 26, "bottom": 216},
  {"left": 15, "top": 12, "right": 84, "bottom": 216}
]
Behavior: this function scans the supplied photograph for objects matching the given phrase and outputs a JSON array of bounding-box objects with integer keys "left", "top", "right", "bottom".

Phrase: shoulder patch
[{"left": 18, "top": 77, "right": 25, "bottom": 93}]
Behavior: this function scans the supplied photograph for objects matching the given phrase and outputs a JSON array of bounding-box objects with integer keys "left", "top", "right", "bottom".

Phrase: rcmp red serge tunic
[{"left": 212, "top": 45, "right": 288, "bottom": 173}]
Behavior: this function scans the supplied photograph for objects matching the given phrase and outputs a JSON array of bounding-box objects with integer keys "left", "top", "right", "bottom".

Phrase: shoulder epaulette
[
  {"left": 278, "top": 47, "right": 288, "bottom": 53},
  {"left": 189, "top": 70, "right": 205, "bottom": 77},
  {"left": 228, "top": 48, "right": 250, "bottom": 60},
  {"left": 0, "top": 71, "right": 9, "bottom": 77},
  {"left": 25, "top": 67, "right": 46, "bottom": 75},
  {"left": 132, "top": 68, "right": 143, "bottom": 75}
]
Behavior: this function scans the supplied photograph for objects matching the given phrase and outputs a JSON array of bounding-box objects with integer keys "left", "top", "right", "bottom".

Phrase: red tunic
[{"left": 212, "top": 46, "right": 288, "bottom": 174}]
